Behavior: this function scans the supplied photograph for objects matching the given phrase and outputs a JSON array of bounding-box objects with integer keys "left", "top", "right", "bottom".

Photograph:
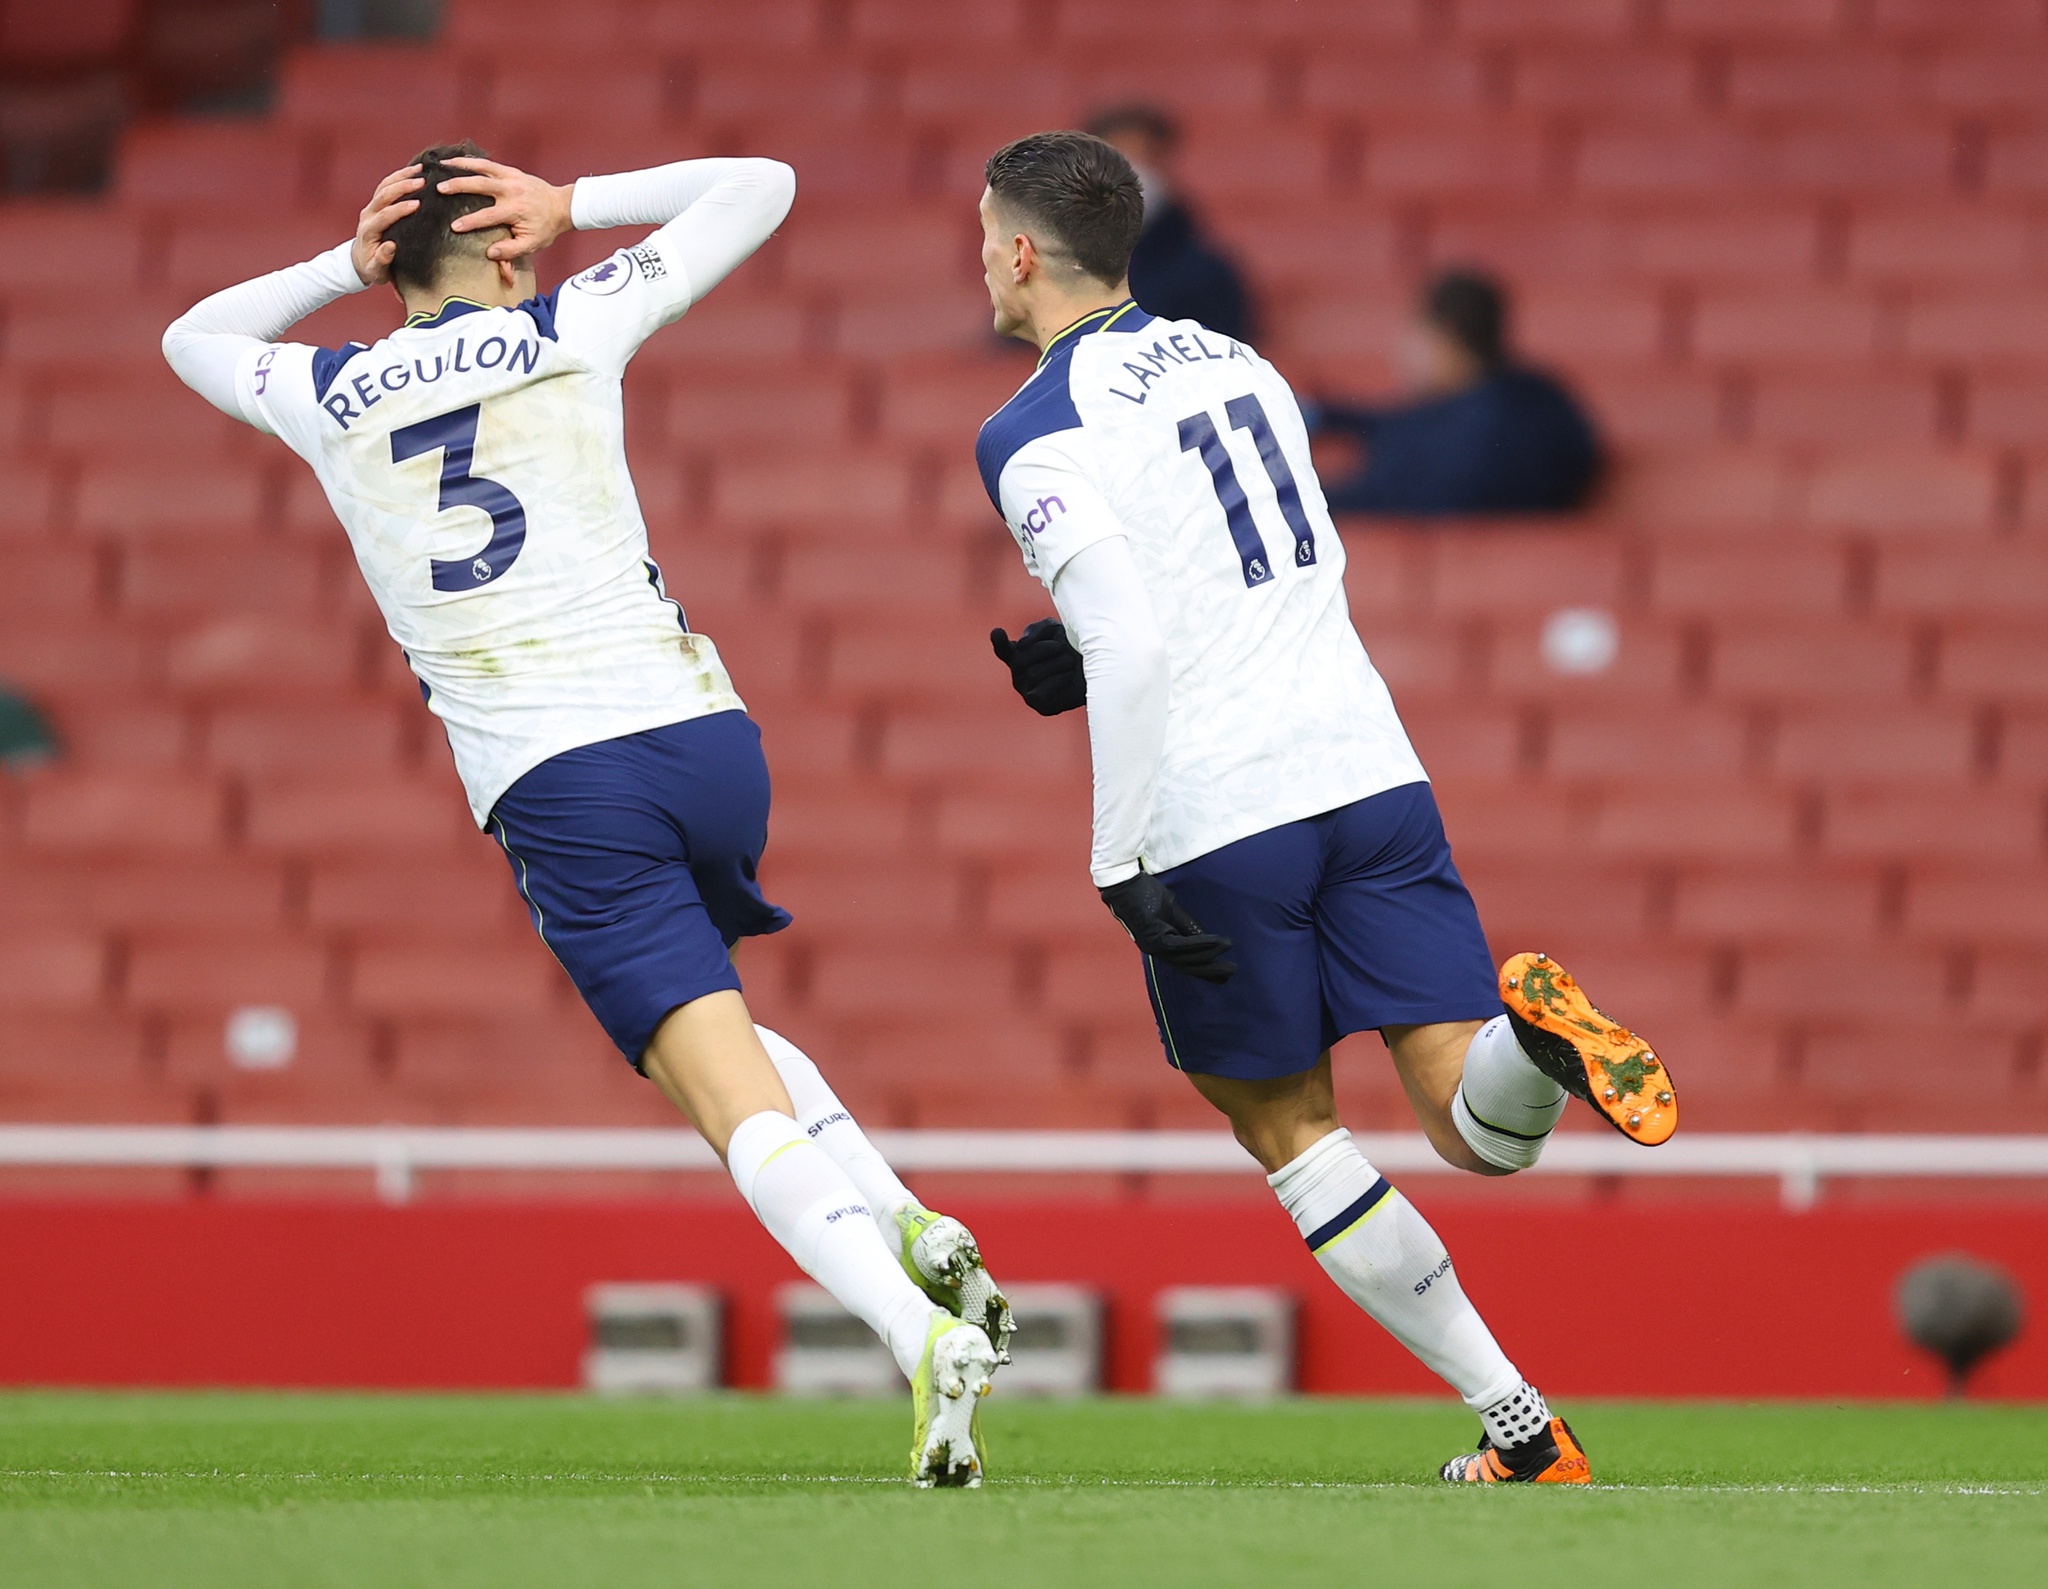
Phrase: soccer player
[
  {"left": 162, "top": 144, "right": 1009, "bottom": 1486},
  {"left": 976, "top": 132, "right": 1682, "bottom": 1484}
]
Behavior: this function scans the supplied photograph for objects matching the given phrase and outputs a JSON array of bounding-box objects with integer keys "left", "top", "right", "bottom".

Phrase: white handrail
[{"left": 2, "top": 1126, "right": 2046, "bottom": 1209}]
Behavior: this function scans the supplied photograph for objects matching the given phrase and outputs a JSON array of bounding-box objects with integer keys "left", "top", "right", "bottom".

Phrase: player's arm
[
  {"left": 996, "top": 441, "right": 1235, "bottom": 982},
  {"left": 1049, "top": 535, "right": 1168, "bottom": 889},
  {"left": 160, "top": 165, "right": 421, "bottom": 429},
  {"left": 441, "top": 155, "right": 796, "bottom": 372},
  {"left": 1052, "top": 538, "right": 1235, "bottom": 984}
]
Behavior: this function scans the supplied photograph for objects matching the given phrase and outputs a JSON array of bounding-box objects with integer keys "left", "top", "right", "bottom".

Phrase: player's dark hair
[
  {"left": 1083, "top": 102, "right": 1180, "bottom": 150},
  {"left": 1423, "top": 269, "right": 1508, "bottom": 369},
  {"left": 386, "top": 139, "right": 505, "bottom": 294},
  {"left": 984, "top": 131, "right": 1145, "bottom": 287}
]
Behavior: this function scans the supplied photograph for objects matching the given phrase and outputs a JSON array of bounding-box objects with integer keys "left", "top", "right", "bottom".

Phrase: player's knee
[{"left": 1417, "top": 1100, "right": 1518, "bottom": 1177}]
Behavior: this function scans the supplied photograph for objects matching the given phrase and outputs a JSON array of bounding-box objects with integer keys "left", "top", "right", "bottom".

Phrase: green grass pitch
[{"left": 2, "top": 1393, "right": 2043, "bottom": 1588}]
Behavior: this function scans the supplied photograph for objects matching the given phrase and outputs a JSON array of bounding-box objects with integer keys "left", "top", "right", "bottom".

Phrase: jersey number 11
[{"left": 1176, "top": 392, "right": 1317, "bottom": 588}]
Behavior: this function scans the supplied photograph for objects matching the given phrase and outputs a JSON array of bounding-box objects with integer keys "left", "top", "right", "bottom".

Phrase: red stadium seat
[
  {"left": 806, "top": 943, "right": 1017, "bottom": 1022},
  {"left": 1868, "top": 0, "right": 2048, "bottom": 41},
  {"left": 1942, "top": 625, "right": 2048, "bottom": 704},
  {"left": 1670, "top": 866, "right": 1886, "bottom": 944},
  {"left": 0, "top": 545, "right": 100, "bottom": 620},
  {"left": 119, "top": 543, "right": 325, "bottom": 617},
  {"left": 1907, "top": 292, "right": 2048, "bottom": 362},
  {"left": 75, "top": 457, "right": 267, "bottom": 537},
  {"left": 1646, "top": 540, "right": 1846, "bottom": 617},
  {"left": 487, "top": 50, "right": 684, "bottom": 125},
  {"left": 202, "top": 704, "right": 408, "bottom": 774},
  {"left": 1725, "top": 50, "right": 1909, "bottom": 114},
  {"left": 273, "top": 45, "right": 466, "bottom": 127},
  {"left": 1692, "top": 288, "right": 1882, "bottom": 362},
  {"left": 1908, "top": 868, "right": 2048, "bottom": 942},
  {"left": 0, "top": 856, "right": 287, "bottom": 930},
  {"left": 1972, "top": 948, "right": 2048, "bottom": 1022},
  {"left": 1546, "top": 703, "right": 1752, "bottom": 780},
  {"left": 115, "top": 119, "right": 307, "bottom": 207},
  {"left": 243, "top": 773, "right": 478, "bottom": 856},
  {"left": 125, "top": 931, "right": 331, "bottom": 1014},
  {"left": 19, "top": 702, "right": 186, "bottom": 769},
  {"left": 1848, "top": 207, "right": 2037, "bottom": 282},
  {"left": 1821, "top": 786, "right": 2047, "bottom": 862},
  {"left": 0, "top": 929, "right": 109, "bottom": 1013},
  {"left": 1711, "top": 622, "right": 1918, "bottom": 699},
  {"left": 161, "top": 616, "right": 363, "bottom": 701},
  {"left": 352, "top": 939, "right": 565, "bottom": 1021},
  {"left": 929, "top": 780, "right": 1093, "bottom": 860},
  {"left": 1460, "top": 862, "right": 1654, "bottom": 946},
  {"left": 1588, "top": 784, "right": 1804, "bottom": 861},
  {"left": 1401, "top": 700, "right": 1528, "bottom": 781},
  {"left": 1773, "top": 706, "right": 1978, "bottom": 782},
  {"left": 1749, "top": 375, "right": 1939, "bottom": 448},
  {"left": 2003, "top": 710, "right": 2048, "bottom": 778},
  {"left": 18, "top": 770, "right": 224, "bottom": 855},
  {"left": 1738, "top": 946, "right": 1952, "bottom": 1023}
]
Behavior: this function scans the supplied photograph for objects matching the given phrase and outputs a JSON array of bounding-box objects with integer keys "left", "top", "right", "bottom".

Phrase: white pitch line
[{"left": 4, "top": 1469, "right": 2041, "bottom": 1496}]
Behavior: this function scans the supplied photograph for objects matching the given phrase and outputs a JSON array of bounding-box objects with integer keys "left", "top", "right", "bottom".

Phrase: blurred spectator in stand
[
  {"left": 0, "top": 686, "right": 57, "bottom": 772},
  {"left": 1085, "top": 103, "right": 1254, "bottom": 342},
  {"left": 1311, "top": 269, "right": 1601, "bottom": 517}
]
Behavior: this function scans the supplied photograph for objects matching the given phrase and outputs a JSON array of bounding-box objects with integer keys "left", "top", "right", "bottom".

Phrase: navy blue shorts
[
  {"left": 488, "top": 710, "right": 793, "bottom": 1067},
  {"left": 1143, "top": 781, "right": 1500, "bottom": 1081}
]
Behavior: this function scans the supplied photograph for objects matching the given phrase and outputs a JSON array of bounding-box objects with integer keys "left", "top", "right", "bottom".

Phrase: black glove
[
  {"left": 1099, "top": 872, "right": 1237, "bottom": 985},
  {"left": 990, "top": 618, "right": 1087, "bottom": 716}
]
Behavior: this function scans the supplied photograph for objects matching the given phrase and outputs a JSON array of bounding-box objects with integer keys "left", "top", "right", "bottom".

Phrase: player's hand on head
[
  {"left": 990, "top": 618, "right": 1087, "bottom": 716},
  {"left": 1099, "top": 872, "right": 1237, "bottom": 985},
  {"left": 352, "top": 164, "right": 424, "bottom": 286},
  {"left": 438, "top": 157, "right": 575, "bottom": 263}
]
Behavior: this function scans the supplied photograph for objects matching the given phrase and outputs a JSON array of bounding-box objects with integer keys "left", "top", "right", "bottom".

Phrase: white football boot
[
  {"left": 892, "top": 1204, "right": 1016, "bottom": 1364},
  {"left": 910, "top": 1311, "right": 997, "bottom": 1488}
]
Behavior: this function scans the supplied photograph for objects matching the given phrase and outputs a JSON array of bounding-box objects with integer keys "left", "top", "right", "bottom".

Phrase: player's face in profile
[{"left": 977, "top": 188, "right": 1028, "bottom": 338}]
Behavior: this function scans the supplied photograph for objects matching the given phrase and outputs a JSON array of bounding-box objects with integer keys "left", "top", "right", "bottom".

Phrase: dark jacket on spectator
[
  {"left": 1317, "top": 367, "right": 1601, "bottom": 516},
  {"left": 1128, "top": 199, "right": 1253, "bottom": 343}
]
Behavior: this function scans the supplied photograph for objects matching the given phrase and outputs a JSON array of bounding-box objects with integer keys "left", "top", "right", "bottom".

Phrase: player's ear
[{"left": 497, "top": 256, "right": 519, "bottom": 294}]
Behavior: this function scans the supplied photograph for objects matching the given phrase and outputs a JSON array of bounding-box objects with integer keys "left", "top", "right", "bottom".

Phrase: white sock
[
  {"left": 1270, "top": 1128, "right": 1548, "bottom": 1442},
  {"left": 726, "top": 1110, "right": 934, "bottom": 1379},
  {"left": 1452, "top": 1015, "right": 1567, "bottom": 1172},
  {"left": 755, "top": 1024, "right": 921, "bottom": 1238}
]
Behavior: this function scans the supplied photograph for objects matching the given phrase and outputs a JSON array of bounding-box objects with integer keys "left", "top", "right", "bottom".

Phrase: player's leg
[
  {"left": 489, "top": 715, "right": 994, "bottom": 1484},
  {"left": 1149, "top": 798, "right": 1588, "bottom": 1483},
  {"left": 1312, "top": 783, "right": 1590, "bottom": 1173},
  {"left": 1187, "top": 1061, "right": 1582, "bottom": 1481},
  {"left": 1386, "top": 1017, "right": 1568, "bottom": 1175},
  {"left": 753, "top": 1022, "right": 1014, "bottom": 1356},
  {"left": 640, "top": 998, "right": 993, "bottom": 1486}
]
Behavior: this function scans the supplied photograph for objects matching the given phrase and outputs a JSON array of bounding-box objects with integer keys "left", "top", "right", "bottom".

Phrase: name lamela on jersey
[
  {"left": 1103, "top": 327, "right": 1251, "bottom": 407},
  {"left": 317, "top": 331, "right": 546, "bottom": 430}
]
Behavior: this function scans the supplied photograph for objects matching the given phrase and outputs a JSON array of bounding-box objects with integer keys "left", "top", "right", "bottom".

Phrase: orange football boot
[
  {"left": 1440, "top": 1417, "right": 1592, "bottom": 1484},
  {"left": 1499, "top": 952, "right": 1678, "bottom": 1146}
]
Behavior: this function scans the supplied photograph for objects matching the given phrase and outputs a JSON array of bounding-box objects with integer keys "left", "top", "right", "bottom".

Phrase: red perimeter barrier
[{"left": 0, "top": 1200, "right": 2042, "bottom": 1398}]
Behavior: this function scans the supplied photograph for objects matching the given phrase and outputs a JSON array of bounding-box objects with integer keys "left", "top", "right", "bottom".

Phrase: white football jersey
[
  {"left": 976, "top": 302, "right": 1426, "bottom": 875},
  {"left": 231, "top": 238, "right": 741, "bottom": 825}
]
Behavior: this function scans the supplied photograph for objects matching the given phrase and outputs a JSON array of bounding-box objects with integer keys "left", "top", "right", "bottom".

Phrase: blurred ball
[
  {"left": 225, "top": 1006, "right": 298, "bottom": 1070},
  {"left": 1895, "top": 1253, "right": 2023, "bottom": 1395},
  {"left": 1540, "top": 607, "right": 1619, "bottom": 676}
]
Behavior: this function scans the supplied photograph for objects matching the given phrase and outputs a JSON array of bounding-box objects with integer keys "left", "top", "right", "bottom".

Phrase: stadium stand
[{"left": 1, "top": 0, "right": 2044, "bottom": 1149}]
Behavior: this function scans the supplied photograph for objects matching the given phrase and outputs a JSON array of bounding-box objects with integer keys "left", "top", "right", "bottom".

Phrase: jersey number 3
[
  {"left": 390, "top": 403, "right": 528, "bottom": 593},
  {"left": 1177, "top": 393, "right": 1316, "bottom": 588}
]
